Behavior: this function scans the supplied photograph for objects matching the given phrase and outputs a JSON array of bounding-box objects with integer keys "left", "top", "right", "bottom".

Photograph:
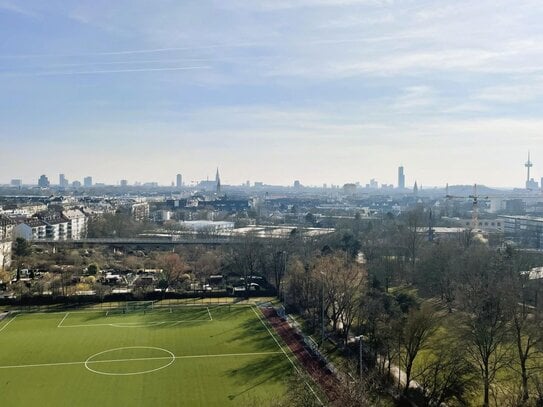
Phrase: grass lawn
[{"left": 0, "top": 305, "right": 295, "bottom": 407}]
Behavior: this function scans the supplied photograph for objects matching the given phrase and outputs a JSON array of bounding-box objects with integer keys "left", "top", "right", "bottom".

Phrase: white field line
[
  {"left": 57, "top": 313, "right": 69, "bottom": 327},
  {"left": 207, "top": 307, "right": 213, "bottom": 321},
  {"left": 11, "top": 303, "right": 257, "bottom": 316},
  {"left": 59, "top": 319, "right": 212, "bottom": 328},
  {"left": 0, "top": 351, "right": 283, "bottom": 370},
  {"left": 0, "top": 314, "right": 18, "bottom": 333},
  {"left": 251, "top": 307, "right": 323, "bottom": 406}
]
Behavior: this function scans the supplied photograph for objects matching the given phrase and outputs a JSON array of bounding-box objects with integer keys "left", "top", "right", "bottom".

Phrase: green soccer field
[{"left": 0, "top": 305, "right": 295, "bottom": 407}]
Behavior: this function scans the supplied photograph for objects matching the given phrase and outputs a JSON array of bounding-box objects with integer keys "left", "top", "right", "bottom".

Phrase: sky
[{"left": 1, "top": 0, "right": 543, "bottom": 188}]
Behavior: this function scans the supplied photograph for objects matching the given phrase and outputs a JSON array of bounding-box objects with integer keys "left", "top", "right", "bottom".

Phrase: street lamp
[
  {"left": 355, "top": 335, "right": 364, "bottom": 380},
  {"left": 320, "top": 271, "right": 325, "bottom": 346}
]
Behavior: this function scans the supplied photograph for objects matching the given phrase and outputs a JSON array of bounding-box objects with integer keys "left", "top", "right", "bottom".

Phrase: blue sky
[{"left": 1, "top": 0, "right": 543, "bottom": 187}]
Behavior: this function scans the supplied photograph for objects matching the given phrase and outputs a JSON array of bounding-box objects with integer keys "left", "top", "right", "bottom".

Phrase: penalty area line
[
  {"left": 0, "top": 314, "right": 18, "bottom": 333},
  {"left": 58, "top": 313, "right": 69, "bottom": 327}
]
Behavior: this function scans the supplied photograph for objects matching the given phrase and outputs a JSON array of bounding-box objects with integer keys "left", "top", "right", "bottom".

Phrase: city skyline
[
  {"left": 2, "top": 1, "right": 543, "bottom": 187},
  {"left": 4, "top": 154, "right": 543, "bottom": 190}
]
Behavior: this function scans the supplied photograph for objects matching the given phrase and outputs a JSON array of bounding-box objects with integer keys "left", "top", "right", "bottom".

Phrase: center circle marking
[{"left": 84, "top": 346, "right": 175, "bottom": 376}]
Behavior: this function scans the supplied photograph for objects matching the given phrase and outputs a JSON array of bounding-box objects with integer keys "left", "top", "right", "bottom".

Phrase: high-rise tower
[
  {"left": 398, "top": 166, "right": 405, "bottom": 189},
  {"left": 59, "top": 174, "right": 68, "bottom": 188}
]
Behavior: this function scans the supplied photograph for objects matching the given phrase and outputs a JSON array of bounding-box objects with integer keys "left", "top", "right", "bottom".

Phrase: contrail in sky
[
  {"left": 0, "top": 66, "right": 211, "bottom": 77},
  {"left": 0, "top": 35, "right": 408, "bottom": 59}
]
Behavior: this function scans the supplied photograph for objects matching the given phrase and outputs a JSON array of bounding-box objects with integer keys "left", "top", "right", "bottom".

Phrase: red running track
[{"left": 261, "top": 307, "right": 340, "bottom": 402}]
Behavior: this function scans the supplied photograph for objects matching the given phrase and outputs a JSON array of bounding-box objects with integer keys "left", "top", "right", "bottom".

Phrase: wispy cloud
[
  {"left": 2, "top": 0, "right": 543, "bottom": 186},
  {"left": 0, "top": 1, "right": 36, "bottom": 17}
]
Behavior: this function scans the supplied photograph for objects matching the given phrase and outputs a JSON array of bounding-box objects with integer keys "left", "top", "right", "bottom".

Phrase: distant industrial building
[
  {"left": 120, "top": 180, "right": 128, "bottom": 187},
  {"left": 501, "top": 215, "right": 543, "bottom": 249},
  {"left": 10, "top": 179, "right": 22, "bottom": 187},
  {"left": 180, "top": 220, "right": 235, "bottom": 232}
]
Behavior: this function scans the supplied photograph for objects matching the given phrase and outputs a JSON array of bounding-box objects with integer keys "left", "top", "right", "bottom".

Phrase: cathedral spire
[{"left": 215, "top": 167, "right": 221, "bottom": 194}]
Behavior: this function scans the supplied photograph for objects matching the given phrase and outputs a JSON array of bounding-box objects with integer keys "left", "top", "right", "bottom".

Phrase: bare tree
[
  {"left": 414, "top": 338, "right": 477, "bottom": 406},
  {"left": 505, "top": 271, "right": 543, "bottom": 404},
  {"left": 228, "top": 233, "right": 264, "bottom": 293},
  {"left": 284, "top": 256, "right": 321, "bottom": 331},
  {"left": 158, "top": 252, "right": 187, "bottom": 288},
  {"left": 398, "top": 208, "right": 426, "bottom": 283},
  {"left": 399, "top": 302, "right": 439, "bottom": 395},
  {"left": 194, "top": 251, "right": 221, "bottom": 281},
  {"left": 457, "top": 248, "right": 511, "bottom": 407},
  {"left": 313, "top": 252, "right": 367, "bottom": 341}
]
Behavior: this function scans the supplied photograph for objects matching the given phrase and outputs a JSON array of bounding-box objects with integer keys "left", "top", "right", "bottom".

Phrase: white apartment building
[
  {"left": 44, "top": 217, "right": 69, "bottom": 240},
  {"left": 13, "top": 219, "right": 47, "bottom": 241},
  {"left": 62, "top": 209, "right": 88, "bottom": 239},
  {"left": 0, "top": 215, "right": 15, "bottom": 271}
]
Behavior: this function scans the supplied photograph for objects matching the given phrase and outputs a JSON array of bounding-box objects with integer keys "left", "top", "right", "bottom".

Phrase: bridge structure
[{"left": 33, "top": 237, "right": 247, "bottom": 248}]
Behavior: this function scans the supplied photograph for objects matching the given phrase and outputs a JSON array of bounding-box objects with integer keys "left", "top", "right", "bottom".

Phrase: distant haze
[{"left": 1, "top": 1, "right": 542, "bottom": 188}]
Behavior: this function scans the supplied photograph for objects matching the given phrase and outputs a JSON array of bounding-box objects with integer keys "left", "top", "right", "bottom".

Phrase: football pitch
[{"left": 0, "top": 305, "right": 297, "bottom": 406}]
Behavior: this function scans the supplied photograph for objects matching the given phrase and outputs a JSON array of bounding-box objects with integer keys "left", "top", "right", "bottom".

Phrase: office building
[
  {"left": 83, "top": 176, "right": 93, "bottom": 188},
  {"left": 176, "top": 174, "right": 182, "bottom": 188},
  {"left": 120, "top": 180, "right": 128, "bottom": 187},
  {"left": 527, "top": 178, "right": 539, "bottom": 190},
  {"left": 10, "top": 179, "right": 22, "bottom": 187},
  {"left": 59, "top": 174, "right": 69, "bottom": 188},
  {"left": 38, "top": 175, "right": 50, "bottom": 188}
]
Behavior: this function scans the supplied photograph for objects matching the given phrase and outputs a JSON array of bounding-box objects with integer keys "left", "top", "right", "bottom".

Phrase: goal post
[
  {"left": 105, "top": 301, "right": 155, "bottom": 315},
  {"left": 125, "top": 301, "right": 154, "bottom": 313}
]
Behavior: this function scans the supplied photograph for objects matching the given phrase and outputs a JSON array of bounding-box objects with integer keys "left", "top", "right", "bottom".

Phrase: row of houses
[{"left": 8, "top": 209, "right": 88, "bottom": 242}]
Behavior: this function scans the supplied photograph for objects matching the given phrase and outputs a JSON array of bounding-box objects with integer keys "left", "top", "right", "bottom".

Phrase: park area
[{"left": 0, "top": 303, "right": 299, "bottom": 406}]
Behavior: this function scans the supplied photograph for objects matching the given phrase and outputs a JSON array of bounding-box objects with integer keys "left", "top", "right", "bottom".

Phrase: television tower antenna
[{"left": 525, "top": 151, "right": 533, "bottom": 185}]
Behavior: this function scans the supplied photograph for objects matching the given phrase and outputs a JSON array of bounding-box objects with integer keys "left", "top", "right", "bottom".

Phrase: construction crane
[
  {"left": 445, "top": 184, "right": 541, "bottom": 230},
  {"left": 446, "top": 184, "right": 483, "bottom": 229}
]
